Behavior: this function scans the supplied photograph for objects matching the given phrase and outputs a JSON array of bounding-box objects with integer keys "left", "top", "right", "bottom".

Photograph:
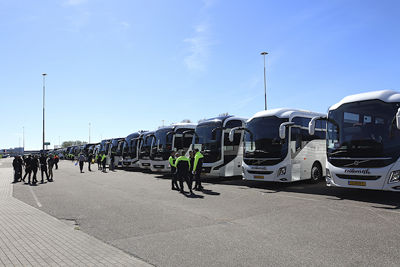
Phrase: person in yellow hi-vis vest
[
  {"left": 168, "top": 151, "right": 179, "bottom": 190},
  {"left": 193, "top": 149, "right": 204, "bottom": 190},
  {"left": 101, "top": 153, "right": 107, "bottom": 173},
  {"left": 174, "top": 152, "right": 192, "bottom": 194}
]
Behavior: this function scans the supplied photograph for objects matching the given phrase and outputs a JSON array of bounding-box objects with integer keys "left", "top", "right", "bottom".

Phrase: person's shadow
[
  {"left": 183, "top": 192, "right": 204, "bottom": 199},
  {"left": 199, "top": 188, "right": 220, "bottom": 196}
]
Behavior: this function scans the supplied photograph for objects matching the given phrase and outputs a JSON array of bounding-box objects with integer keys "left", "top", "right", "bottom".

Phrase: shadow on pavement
[
  {"left": 183, "top": 192, "right": 204, "bottom": 199},
  {"left": 199, "top": 188, "right": 220, "bottom": 196},
  {"left": 207, "top": 177, "right": 400, "bottom": 209}
]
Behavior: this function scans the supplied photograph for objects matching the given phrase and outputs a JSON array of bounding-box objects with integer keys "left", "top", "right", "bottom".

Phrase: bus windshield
[
  {"left": 244, "top": 116, "right": 288, "bottom": 159},
  {"left": 174, "top": 128, "right": 194, "bottom": 150},
  {"left": 327, "top": 100, "right": 400, "bottom": 166},
  {"left": 154, "top": 128, "right": 173, "bottom": 152},
  {"left": 140, "top": 134, "right": 154, "bottom": 157},
  {"left": 194, "top": 121, "right": 222, "bottom": 163}
]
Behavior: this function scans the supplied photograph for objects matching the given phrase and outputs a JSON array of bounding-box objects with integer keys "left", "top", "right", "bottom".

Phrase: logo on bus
[{"left": 344, "top": 168, "right": 371, "bottom": 175}]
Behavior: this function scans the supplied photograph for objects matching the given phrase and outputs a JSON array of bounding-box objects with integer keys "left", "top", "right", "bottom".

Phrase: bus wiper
[
  {"left": 251, "top": 150, "right": 270, "bottom": 154},
  {"left": 327, "top": 150, "right": 346, "bottom": 156}
]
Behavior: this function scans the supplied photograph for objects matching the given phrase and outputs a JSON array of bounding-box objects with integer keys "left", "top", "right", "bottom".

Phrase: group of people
[
  {"left": 76, "top": 152, "right": 115, "bottom": 173},
  {"left": 169, "top": 149, "right": 204, "bottom": 194},
  {"left": 12, "top": 154, "right": 59, "bottom": 185}
]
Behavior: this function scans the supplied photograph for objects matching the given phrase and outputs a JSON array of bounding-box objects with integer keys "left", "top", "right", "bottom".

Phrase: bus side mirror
[
  {"left": 229, "top": 127, "right": 242, "bottom": 142},
  {"left": 396, "top": 108, "right": 400, "bottom": 130},
  {"left": 279, "top": 122, "right": 294, "bottom": 139},
  {"left": 308, "top": 117, "right": 317, "bottom": 135},
  {"left": 229, "top": 130, "right": 235, "bottom": 142}
]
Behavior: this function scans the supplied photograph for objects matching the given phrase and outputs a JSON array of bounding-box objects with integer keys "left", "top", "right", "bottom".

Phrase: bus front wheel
[{"left": 310, "top": 163, "right": 322, "bottom": 183}]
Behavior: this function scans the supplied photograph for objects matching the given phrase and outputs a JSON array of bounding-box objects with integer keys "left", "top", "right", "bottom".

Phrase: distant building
[{"left": 0, "top": 147, "right": 24, "bottom": 157}]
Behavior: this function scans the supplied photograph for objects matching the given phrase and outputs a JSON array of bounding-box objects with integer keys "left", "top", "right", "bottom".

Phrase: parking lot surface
[{"left": 12, "top": 159, "right": 400, "bottom": 266}]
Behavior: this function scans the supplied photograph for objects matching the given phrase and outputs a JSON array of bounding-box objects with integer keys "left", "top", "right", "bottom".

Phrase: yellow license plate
[
  {"left": 348, "top": 181, "right": 366, "bottom": 186},
  {"left": 254, "top": 175, "right": 264, "bottom": 179}
]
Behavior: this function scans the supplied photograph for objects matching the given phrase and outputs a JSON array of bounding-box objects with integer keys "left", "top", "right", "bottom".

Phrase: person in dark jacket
[
  {"left": 48, "top": 156, "right": 54, "bottom": 181},
  {"left": 87, "top": 153, "right": 93, "bottom": 172},
  {"left": 78, "top": 153, "right": 86, "bottom": 173},
  {"left": 39, "top": 154, "right": 49, "bottom": 183},
  {"left": 97, "top": 154, "right": 102, "bottom": 170},
  {"left": 110, "top": 152, "right": 115, "bottom": 171},
  {"left": 174, "top": 153, "right": 193, "bottom": 194},
  {"left": 22, "top": 155, "right": 32, "bottom": 183},
  {"left": 31, "top": 155, "right": 39, "bottom": 185},
  {"left": 189, "top": 150, "right": 195, "bottom": 183},
  {"left": 54, "top": 155, "right": 59, "bottom": 170},
  {"left": 12, "top": 155, "right": 23, "bottom": 183},
  {"left": 168, "top": 151, "right": 179, "bottom": 190}
]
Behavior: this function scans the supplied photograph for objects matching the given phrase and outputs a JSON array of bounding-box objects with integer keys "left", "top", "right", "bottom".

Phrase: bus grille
[{"left": 336, "top": 174, "right": 381, "bottom": 180}]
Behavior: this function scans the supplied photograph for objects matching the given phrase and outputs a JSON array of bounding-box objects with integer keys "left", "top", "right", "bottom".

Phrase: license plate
[
  {"left": 348, "top": 181, "right": 366, "bottom": 186},
  {"left": 254, "top": 175, "right": 264, "bottom": 179}
]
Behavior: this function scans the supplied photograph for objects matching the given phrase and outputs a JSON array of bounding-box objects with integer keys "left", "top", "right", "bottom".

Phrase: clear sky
[{"left": 1, "top": 0, "right": 399, "bottom": 150}]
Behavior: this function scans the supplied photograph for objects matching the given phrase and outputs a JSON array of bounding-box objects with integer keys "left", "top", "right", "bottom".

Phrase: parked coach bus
[
  {"left": 109, "top": 138, "right": 125, "bottom": 167},
  {"left": 231, "top": 108, "right": 326, "bottom": 183},
  {"left": 122, "top": 131, "right": 147, "bottom": 168},
  {"left": 138, "top": 131, "right": 155, "bottom": 170},
  {"left": 192, "top": 115, "right": 246, "bottom": 177},
  {"left": 309, "top": 90, "right": 400, "bottom": 191},
  {"left": 150, "top": 123, "right": 196, "bottom": 172}
]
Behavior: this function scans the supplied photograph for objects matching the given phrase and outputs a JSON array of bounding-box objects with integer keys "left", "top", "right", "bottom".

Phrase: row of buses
[{"left": 56, "top": 90, "right": 400, "bottom": 192}]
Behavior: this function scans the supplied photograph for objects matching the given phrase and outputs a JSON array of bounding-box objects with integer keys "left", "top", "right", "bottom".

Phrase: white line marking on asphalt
[{"left": 29, "top": 186, "right": 42, "bottom": 207}]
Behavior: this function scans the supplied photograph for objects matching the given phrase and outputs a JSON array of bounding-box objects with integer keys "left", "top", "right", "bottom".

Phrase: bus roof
[
  {"left": 249, "top": 108, "right": 325, "bottom": 122},
  {"left": 330, "top": 90, "right": 400, "bottom": 111}
]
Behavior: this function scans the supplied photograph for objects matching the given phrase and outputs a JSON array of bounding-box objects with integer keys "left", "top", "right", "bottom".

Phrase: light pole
[
  {"left": 42, "top": 73, "right": 47, "bottom": 151},
  {"left": 22, "top": 126, "right": 25, "bottom": 150},
  {"left": 260, "top": 52, "right": 268, "bottom": 110}
]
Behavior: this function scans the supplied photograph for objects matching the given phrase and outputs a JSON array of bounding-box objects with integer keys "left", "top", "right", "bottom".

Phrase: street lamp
[
  {"left": 260, "top": 52, "right": 268, "bottom": 110},
  {"left": 42, "top": 73, "right": 47, "bottom": 151}
]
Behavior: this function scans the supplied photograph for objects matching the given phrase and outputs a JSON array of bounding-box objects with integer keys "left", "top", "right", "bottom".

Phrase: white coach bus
[
  {"left": 192, "top": 115, "right": 246, "bottom": 177},
  {"left": 121, "top": 132, "right": 146, "bottom": 169},
  {"left": 230, "top": 108, "right": 326, "bottom": 183},
  {"left": 150, "top": 123, "right": 196, "bottom": 172},
  {"left": 138, "top": 131, "right": 155, "bottom": 170},
  {"left": 309, "top": 90, "right": 400, "bottom": 191}
]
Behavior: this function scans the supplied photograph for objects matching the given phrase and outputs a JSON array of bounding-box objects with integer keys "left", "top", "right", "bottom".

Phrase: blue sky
[{"left": 1, "top": 0, "right": 399, "bottom": 150}]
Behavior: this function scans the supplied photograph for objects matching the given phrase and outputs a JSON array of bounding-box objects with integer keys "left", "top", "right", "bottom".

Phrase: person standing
[
  {"left": 97, "top": 154, "right": 102, "bottom": 170},
  {"left": 78, "top": 153, "right": 86, "bottom": 173},
  {"left": 54, "top": 154, "right": 59, "bottom": 170},
  {"left": 101, "top": 153, "right": 107, "bottom": 172},
  {"left": 168, "top": 151, "right": 179, "bottom": 190},
  {"left": 110, "top": 152, "right": 115, "bottom": 171},
  {"left": 48, "top": 156, "right": 54, "bottom": 181},
  {"left": 175, "top": 152, "right": 193, "bottom": 194},
  {"left": 22, "top": 155, "right": 32, "bottom": 183},
  {"left": 193, "top": 149, "right": 204, "bottom": 191},
  {"left": 189, "top": 150, "right": 195, "bottom": 184},
  {"left": 87, "top": 153, "right": 93, "bottom": 172},
  {"left": 31, "top": 155, "right": 39, "bottom": 185},
  {"left": 39, "top": 153, "right": 49, "bottom": 183},
  {"left": 12, "top": 155, "right": 23, "bottom": 183}
]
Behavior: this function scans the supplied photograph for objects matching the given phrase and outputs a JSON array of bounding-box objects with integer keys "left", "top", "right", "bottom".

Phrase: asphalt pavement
[{"left": 11, "top": 159, "right": 400, "bottom": 267}]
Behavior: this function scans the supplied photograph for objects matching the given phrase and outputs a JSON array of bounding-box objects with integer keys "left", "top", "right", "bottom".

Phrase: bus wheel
[{"left": 310, "top": 163, "right": 322, "bottom": 183}]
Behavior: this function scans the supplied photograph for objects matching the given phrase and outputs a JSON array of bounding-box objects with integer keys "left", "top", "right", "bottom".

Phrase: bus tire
[{"left": 310, "top": 163, "right": 322, "bottom": 183}]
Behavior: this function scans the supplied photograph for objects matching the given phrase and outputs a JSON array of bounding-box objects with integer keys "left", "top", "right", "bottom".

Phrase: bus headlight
[
  {"left": 278, "top": 167, "right": 286, "bottom": 176},
  {"left": 389, "top": 170, "right": 400, "bottom": 184}
]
